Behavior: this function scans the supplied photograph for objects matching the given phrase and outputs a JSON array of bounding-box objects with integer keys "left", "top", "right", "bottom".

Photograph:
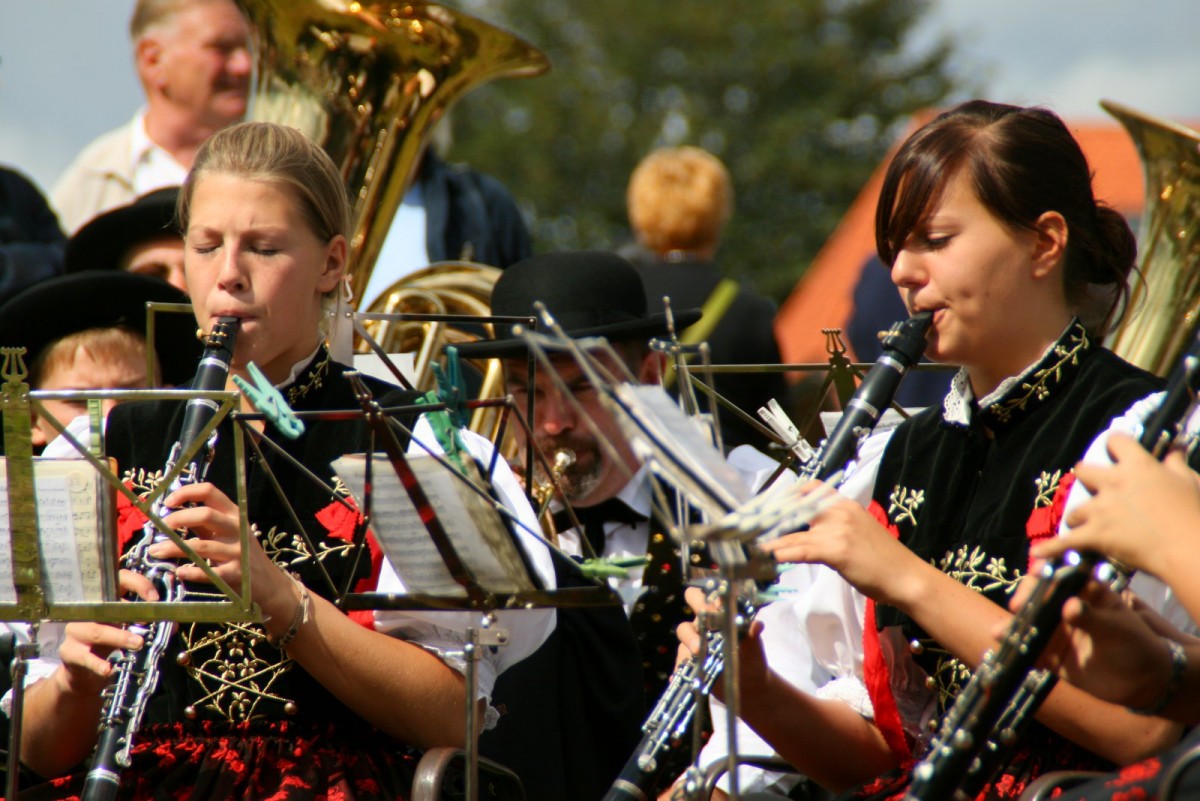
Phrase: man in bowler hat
[
  {"left": 63, "top": 186, "right": 186, "bottom": 293},
  {"left": 457, "top": 251, "right": 704, "bottom": 631},
  {"left": 456, "top": 250, "right": 709, "bottom": 799}
]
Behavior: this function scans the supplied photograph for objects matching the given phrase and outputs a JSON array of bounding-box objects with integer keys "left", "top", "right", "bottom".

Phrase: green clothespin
[
  {"left": 232, "top": 361, "right": 305, "bottom": 439},
  {"left": 416, "top": 390, "right": 467, "bottom": 474},
  {"left": 579, "top": 555, "right": 650, "bottom": 581}
]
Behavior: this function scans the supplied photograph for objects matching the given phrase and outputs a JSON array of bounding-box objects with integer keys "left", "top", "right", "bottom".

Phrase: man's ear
[
  {"left": 1030, "top": 211, "right": 1069, "bottom": 280},
  {"left": 136, "top": 36, "right": 166, "bottom": 91},
  {"left": 637, "top": 350, "right": 668, "bottom": 385}
]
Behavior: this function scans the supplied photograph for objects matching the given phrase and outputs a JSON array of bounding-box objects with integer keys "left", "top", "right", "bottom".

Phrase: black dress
[
  {"left": 848, "top": 321, "right": 1164, "bottom": 800},
  {"left": 22, "top": 348, "right": 425, "bottom": 800}
]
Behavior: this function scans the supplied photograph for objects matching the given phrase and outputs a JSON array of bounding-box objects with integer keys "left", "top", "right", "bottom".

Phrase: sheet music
[
  {"left": 606, "top": 383, "right": 751, "bottom": 518},
  {"left": 0, "top": 459, "right": 107, "bottom": 604},
  {"left": 333, "top": 453, "right": 536, "bottom": 597},
  {"left": 0, "top": 484, "right": 19, "bottom": 604},
  {"left": 601, "top": 384, "right": 759, "bottom": 569}
]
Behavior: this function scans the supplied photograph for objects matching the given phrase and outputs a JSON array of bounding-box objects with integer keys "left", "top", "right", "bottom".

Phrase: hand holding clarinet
[
  {"left": 1021, "top": 431, "right": 1200, "bottom": 724},
  {"left": 905, "top": 328, "right": 1200, "bottom": 800}
]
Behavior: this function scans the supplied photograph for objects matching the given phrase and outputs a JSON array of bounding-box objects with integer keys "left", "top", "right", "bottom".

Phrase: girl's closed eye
[{"left": 904, "top": 225, "right": 953, "bottom": 252}]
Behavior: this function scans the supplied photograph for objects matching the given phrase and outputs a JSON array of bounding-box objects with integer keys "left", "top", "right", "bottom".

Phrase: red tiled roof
[{"left": 774, "top": 110, "right": 1181, "bottom": 365}]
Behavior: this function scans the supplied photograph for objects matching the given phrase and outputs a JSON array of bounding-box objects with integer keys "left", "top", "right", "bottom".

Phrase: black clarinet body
[
  {"left": 601, "top": 312, "right": 933, "bottom": 801},
  {"left": 602, "top": 601, "right": 751, "bottom": 801},
  {"left": 803, "top": 310, "right": 933, "bottom": 482},
  {"left": 82, "top": 317, "right": 239, "bottom": 801},
  {"left": 905, "top": 327, "right": 1200, "bottom": 801}
]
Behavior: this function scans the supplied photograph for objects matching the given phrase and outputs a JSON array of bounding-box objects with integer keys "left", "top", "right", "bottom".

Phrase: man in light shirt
[{"left": 52, "top": 0, "right": 250, "bottom": 233}]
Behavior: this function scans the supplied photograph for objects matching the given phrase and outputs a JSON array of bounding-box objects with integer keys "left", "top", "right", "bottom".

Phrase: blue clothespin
[
  {"left": 232, "top": 361, "right": 305, "bottom": 439},
  {"left": 429, "top": 346, "right": 469, "bottom": 429},
  {"left": 416, "top": 348, "right": 473, "bottom": 473}
]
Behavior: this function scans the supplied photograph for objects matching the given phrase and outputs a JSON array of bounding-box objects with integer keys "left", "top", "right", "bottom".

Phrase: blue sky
[{"left": 3, "top": 0, "right": 1198, "bottom": 195}]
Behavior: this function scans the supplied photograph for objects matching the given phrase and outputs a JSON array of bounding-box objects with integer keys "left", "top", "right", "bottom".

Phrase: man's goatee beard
[{"left": 561, "top": 461, "right": 603, "bottom": 504}]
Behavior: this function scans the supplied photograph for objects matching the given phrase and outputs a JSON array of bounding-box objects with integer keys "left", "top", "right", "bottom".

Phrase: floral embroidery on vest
[
  {"left": 176, "top": 615, "right": 288, "bottom": 721},
  {"left": 989, "top": 325, "right": 1087, "bottom": 424},
  {"left": 935, "top": 544, "right": 1023, "bottom": 596},
  {"left": 1033, "top": 469, "right": 1064, "bottom": 509},
  {"left": 286, "top": 347, "right": 330, "bottom": 406},
  {"left": 114, "top": 466, "right": 366, "bottom": 723},
  {"left": 920, "top": 545, "right": 1026, "bottom": 713},
  {"left": 888, "top": 485, "right": 925, "bottom": 526}
]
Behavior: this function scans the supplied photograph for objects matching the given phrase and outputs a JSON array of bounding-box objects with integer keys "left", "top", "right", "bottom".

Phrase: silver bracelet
[
  {"left": 1128, "top": 638, "right": 1187, "bottom": 716},
  {"left": 267, "top": 575, "right": 311, "bottom": 651}
]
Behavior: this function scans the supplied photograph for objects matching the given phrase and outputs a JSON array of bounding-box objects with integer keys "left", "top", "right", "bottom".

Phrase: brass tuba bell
[
  {"left": 1101, "top": 100, "right": 1200, "bottom": 376},
  {"left": 361, "top": 260, "right": 509, "bottom": 439},
  {"left": 233, "top": 0, "right": 549, "bottom": 304}
]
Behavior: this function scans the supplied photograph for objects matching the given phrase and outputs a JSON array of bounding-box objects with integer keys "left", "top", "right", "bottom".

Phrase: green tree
[{"left": 448, "top": 0, "right": 961, "bottom": 301}]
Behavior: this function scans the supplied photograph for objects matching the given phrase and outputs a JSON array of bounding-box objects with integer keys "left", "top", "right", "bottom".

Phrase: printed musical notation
[
  {"left": 334, "top": 452, "right": 537, "bottom": 597},
  {"left": 0, "top": 459, "right": 108, "bottom": 604}
]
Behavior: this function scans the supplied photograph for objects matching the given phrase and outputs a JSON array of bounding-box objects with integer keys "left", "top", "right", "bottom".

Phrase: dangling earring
[{"left": 328, "top": 278, "right": 355, "bottom": 363}]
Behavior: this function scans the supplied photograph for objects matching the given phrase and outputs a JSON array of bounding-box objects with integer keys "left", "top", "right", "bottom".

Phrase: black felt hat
[
  {"left": 455, "top": 250, "right": 702, "bottom": 359},
  {"left": 64, "top": 187, "right": 181, "bottom": 273},
  {"left": 0, "top": 271, "right": 201, "bottom": 386}
]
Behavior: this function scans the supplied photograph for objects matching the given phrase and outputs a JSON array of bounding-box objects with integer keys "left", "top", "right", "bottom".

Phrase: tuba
[
  {"left": 1101, "top": 100, "right": 1200, "bottom": 376},
  {"left": 234, "top": 0, "right": 549, "bottom": 304},
  {"left": 361, "top": 260, "right": 509, "bottom": 438}
]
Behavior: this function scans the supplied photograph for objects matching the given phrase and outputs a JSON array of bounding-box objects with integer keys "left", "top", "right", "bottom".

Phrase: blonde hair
[
  {"left": 627, "top": 146, "right": 733, "bottom": 255},
  {"left": 180, "top": 121, "right": 351, "bottom": 245},
  {"left": 31, "top": 328, "right": 152, "bottom": 389}
]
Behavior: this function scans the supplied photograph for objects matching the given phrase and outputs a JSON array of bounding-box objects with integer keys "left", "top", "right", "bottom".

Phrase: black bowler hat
[
  {"left": 455, "top": 250, "right": 702, "bottom": 359},
  {"left": 64, "top": 187, "right": 180, "bottom": 274},
  {"left": 0, "top": 271, "right": 201, "bottom": 386}
]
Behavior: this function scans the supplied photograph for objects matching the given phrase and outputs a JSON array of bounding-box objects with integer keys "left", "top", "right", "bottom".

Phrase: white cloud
[
  {"left": 912, "top": 0, "right": 1200, "bottom": 121},
  {"left": 1033, "top": 53, "right": 1200, "bottom": 121}
]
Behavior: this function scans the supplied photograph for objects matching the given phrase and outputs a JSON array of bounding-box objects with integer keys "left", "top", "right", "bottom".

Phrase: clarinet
[
  {"left": 904, "top": 325, "right": 1200, "bottom": 801},
  {"left": 82, "top": 317, "right": 239, "bottom": 801},
  {"left": 602, "top": 311, "right": 933, "bottom": 801}
]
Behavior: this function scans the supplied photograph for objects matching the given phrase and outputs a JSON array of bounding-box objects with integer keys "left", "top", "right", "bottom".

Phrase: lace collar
[{"left": 941, "top": 319, "right": 1091, "bottom": 430}]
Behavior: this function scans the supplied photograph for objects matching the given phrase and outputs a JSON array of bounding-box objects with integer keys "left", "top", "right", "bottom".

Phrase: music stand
[
  {"left": 0, "top": 348, "right": 257, "bottom": 800},
  {"left": 226, "top": 362, "right": 622, "bottom": 801},
  {"left": 508, "top": 306, "right": 778, "bottom": 800}
]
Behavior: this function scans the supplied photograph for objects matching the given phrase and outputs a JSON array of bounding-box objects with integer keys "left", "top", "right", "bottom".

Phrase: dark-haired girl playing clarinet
[{"left": 675, "top": 100, "right": 1191, "bottom": 801}]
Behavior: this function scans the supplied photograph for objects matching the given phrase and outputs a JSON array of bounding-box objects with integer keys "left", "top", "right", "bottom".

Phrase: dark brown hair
[{"left": 875, "top": 100, "right": 1136, "bottom": 335}]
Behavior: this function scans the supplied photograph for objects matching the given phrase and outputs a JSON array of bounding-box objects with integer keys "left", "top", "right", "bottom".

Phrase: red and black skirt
[{"left": 15, "top": 719, "right": 419, "bottom": 801}]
